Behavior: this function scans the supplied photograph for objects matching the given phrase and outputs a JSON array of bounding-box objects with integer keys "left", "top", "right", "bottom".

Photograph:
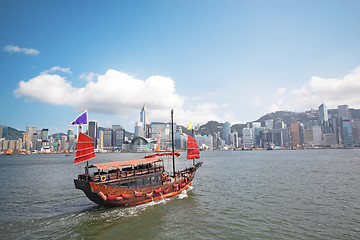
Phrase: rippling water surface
[{"left": 1, "top": 149, "right": 360, "bottom": 239}]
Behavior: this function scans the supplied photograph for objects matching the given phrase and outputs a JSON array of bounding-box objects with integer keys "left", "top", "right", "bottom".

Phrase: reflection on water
[{"left": 1, "top": 149, "right": 360, "bottom": 239}]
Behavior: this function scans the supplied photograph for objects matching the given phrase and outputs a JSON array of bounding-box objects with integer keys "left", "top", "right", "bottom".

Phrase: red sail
[
  {"left": 74, "top": 132, "right": 95, "bottom": 164},
  {"left": 187, "top": 136, "right": 200, "bottom": 160}
]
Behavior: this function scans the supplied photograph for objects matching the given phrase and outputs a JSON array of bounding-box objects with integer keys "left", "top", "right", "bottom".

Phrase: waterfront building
[
  {"left": 26, "top": 126, "right": 37, "bottom": 143},
  {"left": 312, "top": 125, "right": 323, "bottom": 146},
  {"left": 0, "top": 138, "right": 22, "bottom": 152},
  {"left": 61, "top": 135, "right": 67, "bottom": 150},
  {"left": 351, "top": 120, "right": 360, "bottom": 143},
  {"left": 112, "top": 125, "right": 124, "bottom": 148},
  {"left": 195, "top": 135, "right": 214, "bottom": 150},
  {"left": 223, "top": 122, "right": 231, "bottom": 145},
  {"left": 242, "top": 128, "right": 253, "bottom": 149},
  {"left": 67, "top": 129, "right": 74, "bottom": 140},
  {"left": 341, "top": 118, "right": 354, "bottom": 146},
  {"left": 323, "top": 133, "right": 337, "bottom": 147},
  {"left": 98, "top": 130, "right": 104, "bottom": 149},
  {"left": 103, "top": 128, "right": 113, "bottom": 148},
  {"left": 303, "top": 129, "right": 314, "bottom": 147},
  {"left": 131, "top": 136, "right": 156, "bottom": 151},
  {"left": 290, "top": 122, "right": 301, "bottom": 147},
  {"left": 253, "top": 127, "right": 264, "bottom": 147},
  {"left": 88, "top": 120, "right": 98, "bottom": 148},
  {"left": 69, "top": 134, "right": 76, "bottom": 150},
  {"left": 268, "top": 128, "right": 290, "bottom": 147},
  {"left": 231, "top": 132, "right": 239, "bottom": 148},
  {"left": 41, "top": 129, "right": 49, "bottom": 141}
]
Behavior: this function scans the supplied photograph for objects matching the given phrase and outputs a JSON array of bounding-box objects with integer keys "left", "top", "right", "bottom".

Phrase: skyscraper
[
  {"left": 140, "top": 103, "right": 149, "bottom": 136},
  {"left": 223, "top": 122, "right": 231, "bottom": 145},
  {"left": 318, "top": 103, "right": 329, "bottom": 124},
  {"left": 341, "top": 118, "right": 354, "bottom": 146},
  {"left": 88, "top": 120, "right": 98, "bottom": 148},
  {"left": 112, "top": 125, "right": 124, "bottom": 148},
  {"left": 103, "top": 128, "right": 113, "bottom": 147},
  {"left": 242, "top": 127, "right": 253, "bottom": 148},
  {"left": 338, "top": 105, "right": 351, "bottom": 119},
  {"left": 290, "top": 122, "right": 300, "bottom": 147},
  {"left": 26, "top": 126, "right": 38, "bottom": 142}
]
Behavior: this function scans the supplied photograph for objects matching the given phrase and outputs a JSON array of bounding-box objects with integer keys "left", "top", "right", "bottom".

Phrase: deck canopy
[
  {"left": 91, "top": 157, "right": 162, "bottom": 170},
  {"left": 144, "top": 152, "right": 181, "bottom": 158}
]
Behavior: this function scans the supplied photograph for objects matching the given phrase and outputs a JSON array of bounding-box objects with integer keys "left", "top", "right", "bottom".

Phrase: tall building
[
  {"left": 253, "top": 127, "right": 264, "bottom": 147},
  {"left": 242, "top": 128, "right": 253, "bottom": 149},
  {"left": 88, "top": 121, "right": 98, "bottom": 148},
  {"left": 26, "top": 126, "right": 38, "bottom": 142},
  {"left": 338, "top": 105, "right": 351, "bottom": 119},
  {"left": 231, "top": 132, "right": 239, "bottom": 148},
  {"left": 41, "top": 129, "right": 49, "bottom": 141},
  {"left": 303, "top": 129, "right": 314, "bottom": 146},
  {"left": 140, "top": 103, "right": 149, "bottom": 137},
  {"left": 223, "top": 122, "right": 231, "bottom": 145},
  {"left": 112, "top": 125, "right": 124, "bottom": 148},
  {"left": 268, "top": 128, "right": 290, "bottom": 147},
  {"left": 290, "top": 122, "right": 300, "bottom": 147},
  {"left": 134, "top": 122, "right": 145, "bottom": 137},
  {"left": 103, "top": 128, "right": 113, "bottom": 147},
  {"left": 99, "top": 130, "right": 104, "bottom": 149},
  {"left": 341, "top": 118, "right": 353, "bottom": 146},
  {"left": 318, "top": 103, "right": 328, "bottom": 124},
  {"left": 312, "top": 125, "right": 323, "bottom": 146},
  {"left": 67, "top": 129, "right": 74, "bottom": 140}
]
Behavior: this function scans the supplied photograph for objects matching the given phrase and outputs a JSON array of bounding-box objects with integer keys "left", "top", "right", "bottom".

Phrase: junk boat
[{"left": 74, "top": 110, "right": 203, "bottom": 207}]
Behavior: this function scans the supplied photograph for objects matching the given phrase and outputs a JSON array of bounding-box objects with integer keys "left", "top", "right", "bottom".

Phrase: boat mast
[{"left": 171, "top": 109, "right": 176, "bottom": 177}]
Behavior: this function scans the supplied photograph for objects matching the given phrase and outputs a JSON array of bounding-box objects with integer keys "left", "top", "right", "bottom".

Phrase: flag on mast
[
  {"left": 187, "top": 121, "right": 193, "bottom": 130},
  {"left": 71, "top": 110, "right": 88, "bottom": 125}
]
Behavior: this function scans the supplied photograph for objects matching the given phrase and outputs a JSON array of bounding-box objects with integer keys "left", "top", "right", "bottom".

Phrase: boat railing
[{"left": 91, "top": 166, "right": 164, "bottom": 182}]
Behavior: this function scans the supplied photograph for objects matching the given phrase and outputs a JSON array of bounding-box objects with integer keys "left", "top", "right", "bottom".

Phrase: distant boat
[{"left": 74, "top": 110, "right": 203, "bottom": 207}]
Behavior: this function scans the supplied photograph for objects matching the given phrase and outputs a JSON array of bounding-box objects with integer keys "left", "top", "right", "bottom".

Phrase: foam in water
[{"left": 177, "top": 190, "right": 188, "bottom": 199}]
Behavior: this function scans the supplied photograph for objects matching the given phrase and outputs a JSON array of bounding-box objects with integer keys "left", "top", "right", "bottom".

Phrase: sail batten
[
  {"left": 187, "top": 135, "right": 200, "bottom": 160},
  {"left": 74, "top": 132, "right": 95, "bottom": 164}
]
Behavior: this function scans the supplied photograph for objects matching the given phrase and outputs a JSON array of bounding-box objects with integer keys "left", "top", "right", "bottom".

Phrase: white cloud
[
  {"left": 267, "top": 65, "right": 360, "bottom": 112},
  {"left": 14, "top": 68, "right": 232, "bottom": 126},
  {"left": 290, "top": 66, "right": 360, "bottom": 110},
  {"left": 42, "top": 66, "right": 72, "bottom": 75},
  {"left": 79, "top": 72, "right": 98, "bottom": 82},
  {"left": 3, "top": 44, "right": 39, "bottom": 55}
]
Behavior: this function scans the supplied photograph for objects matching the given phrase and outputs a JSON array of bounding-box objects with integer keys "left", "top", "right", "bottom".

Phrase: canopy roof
[
  {"left": 91, "top": 157, "right": 162, "bottom": 170},
  {"left": 144, "top": 152, "right": 181, "bottom": 158}
]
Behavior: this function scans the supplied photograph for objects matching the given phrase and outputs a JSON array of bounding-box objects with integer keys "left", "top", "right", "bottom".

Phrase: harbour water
[{"left": 1, "top": 149, "right": 360, "bottom": 239}]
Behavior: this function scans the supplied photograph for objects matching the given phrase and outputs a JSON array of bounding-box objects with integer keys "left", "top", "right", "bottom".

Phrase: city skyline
[
  {"left": 1, "top": 1, "right": 360, "bottom": 134},
  {"left": 2, "top": 102, "right": 360, "bottom": 154}
]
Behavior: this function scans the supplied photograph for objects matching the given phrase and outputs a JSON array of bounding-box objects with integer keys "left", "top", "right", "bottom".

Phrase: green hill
[{"left": 0, "top": 126, "right": 24, "bottom": 138}]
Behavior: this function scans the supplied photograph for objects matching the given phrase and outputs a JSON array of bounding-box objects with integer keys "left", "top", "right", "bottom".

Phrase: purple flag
[{"left": 71, "top": 110, "right": 88, "bottom": 125}]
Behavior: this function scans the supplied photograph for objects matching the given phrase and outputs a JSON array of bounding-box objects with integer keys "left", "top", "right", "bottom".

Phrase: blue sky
[{"left": 1, "top": 0, "right": 360, "bottom": 134}]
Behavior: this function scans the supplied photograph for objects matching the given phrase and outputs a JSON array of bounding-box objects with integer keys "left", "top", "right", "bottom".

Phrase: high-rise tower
[
  {"left": 88, "top": 120, "right": 98, "bottom": 148},
  {"left": 140, "top": 104, "right": 149, "bottom": 131}
]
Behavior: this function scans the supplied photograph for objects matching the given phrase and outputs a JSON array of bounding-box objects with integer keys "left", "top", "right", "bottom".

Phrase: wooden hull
[{"left": 74, "top": 167, "right": 201, "bottom": 207}]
